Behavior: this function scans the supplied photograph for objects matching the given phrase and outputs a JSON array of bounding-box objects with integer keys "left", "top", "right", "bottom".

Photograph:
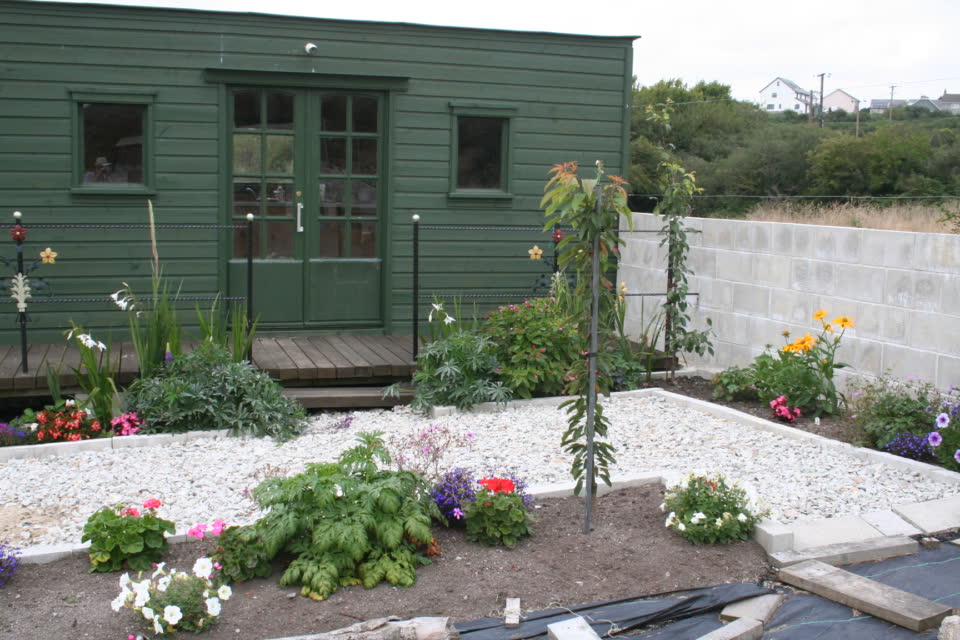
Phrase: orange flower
[
  {"left": 813, "top": 309, "right": 827, "bottom": 322},
  {"left": 833, "top": 316, "right": 854, "bottom": 330},
  {"left": 528, "top": 245, "right": 543, "bottom": 260}
]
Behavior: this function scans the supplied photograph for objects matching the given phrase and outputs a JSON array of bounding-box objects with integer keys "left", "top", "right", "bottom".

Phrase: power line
[{"left": 628, "top": 194, "right": 960, "bottom": 200}]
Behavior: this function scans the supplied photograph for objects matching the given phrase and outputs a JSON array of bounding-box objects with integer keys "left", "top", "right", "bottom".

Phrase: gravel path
[{"left": 3, "top": 394, "right": 958, "bottom": 548}]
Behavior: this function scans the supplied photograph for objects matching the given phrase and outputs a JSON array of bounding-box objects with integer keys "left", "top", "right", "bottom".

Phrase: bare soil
[{"left": 0, "top": 484, "right": 771, "bottom": 640}]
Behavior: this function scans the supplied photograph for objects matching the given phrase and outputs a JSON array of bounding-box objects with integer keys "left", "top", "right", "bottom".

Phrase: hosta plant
[
  {"left": 82, "top": 499, "right": 175, "bottom": 572},
  {"left": 662, "top": 474, "right": 766, "bottom": 545}
]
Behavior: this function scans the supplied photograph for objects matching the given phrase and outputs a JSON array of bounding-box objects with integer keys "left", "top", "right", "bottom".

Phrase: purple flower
[
  {"left": 452, "top": 508, "right": 464, "bottom": 520},
  {"left": 928, "top": 431, "right": 943, "bottom": 447},
  {"left": 466, "top": 431, "right": 475, "bottom": 441},
  {"left": 955, "top": 449, "right": 960, "bottom": 465},
  {"left": 937, "top": 413, "right": 951, "bottom": 429}
]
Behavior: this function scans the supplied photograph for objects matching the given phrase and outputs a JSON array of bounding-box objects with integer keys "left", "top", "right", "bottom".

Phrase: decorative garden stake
[
  {"left": 541, "top": 160, "right": 631, "bottom": 534},
  {"left": 6, "top": 211, "right": 57, "bottom": 373}
]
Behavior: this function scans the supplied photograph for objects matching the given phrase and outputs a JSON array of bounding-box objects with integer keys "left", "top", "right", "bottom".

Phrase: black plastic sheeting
[{"left": 455, "top": 583, "right": 772, "bottom": 640}]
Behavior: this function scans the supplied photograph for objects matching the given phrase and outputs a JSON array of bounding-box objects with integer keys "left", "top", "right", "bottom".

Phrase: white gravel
[{"left": 3, "top": 394, "right": 958, "bottom": 548}]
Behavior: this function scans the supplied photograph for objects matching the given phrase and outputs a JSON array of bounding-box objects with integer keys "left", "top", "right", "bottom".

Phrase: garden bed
[{"left": 0, "top": 484, "right": 771, "bottom": 639}]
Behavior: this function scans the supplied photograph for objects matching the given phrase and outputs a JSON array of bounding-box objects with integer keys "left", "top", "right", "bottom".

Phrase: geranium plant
[
  {"left": 769, "top": 395, "right": 801, "bottom": 423},
  {"left": 82, "top": 499, "right": 175, "bottom": 572},
  {"left": 463, "top": 476, "right": 532, "bottom": 547},
  {"left": 112, "top": 556, "right": 231, "bottom": 635},
  {"left": 662, "top": 473, "right": 766, "bottom": 545}
]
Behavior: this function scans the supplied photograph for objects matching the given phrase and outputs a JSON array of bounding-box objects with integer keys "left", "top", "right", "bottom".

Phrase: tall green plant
[
  {"left": 646, "top": 103, "right": 714, "bottom": 375},
  {"left": 541, "top": 160, "right": 631, "bottom": 500},
  {"left": 65, "top": 323, "right": 120, "bottom": 424},
  {"left": 195, "top": 295, "right": 258, "bottom": 363}
]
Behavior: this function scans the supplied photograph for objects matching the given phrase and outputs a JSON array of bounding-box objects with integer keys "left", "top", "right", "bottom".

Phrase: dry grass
[{"left": 742, "top": 201, "right": 958, "bottom": 234}]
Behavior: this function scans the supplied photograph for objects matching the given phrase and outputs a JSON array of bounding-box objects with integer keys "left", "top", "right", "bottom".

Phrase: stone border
[{"left": 0, "top": 428, "right": 233, "bottom": 463}]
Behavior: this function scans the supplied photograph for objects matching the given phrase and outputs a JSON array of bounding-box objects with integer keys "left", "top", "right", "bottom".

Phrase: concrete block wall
[{"left": 619, "top": 213, "right": 960, "bottom": 391}]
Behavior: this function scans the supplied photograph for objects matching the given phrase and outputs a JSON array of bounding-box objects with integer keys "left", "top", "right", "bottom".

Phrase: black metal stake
[
  {"left": 14, "top": 213, "right": 28, "bottom": 373},
  {"left": 246, "top": 214, "right": 254, "bottom": 362},
  {"left": 411, "top": 214, "right": 420, "bottom": 362}
]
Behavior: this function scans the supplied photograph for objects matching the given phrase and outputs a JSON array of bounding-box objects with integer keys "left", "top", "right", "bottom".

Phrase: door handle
[{"left": 296, "top": 202, "right": 304, "bottom": 233}]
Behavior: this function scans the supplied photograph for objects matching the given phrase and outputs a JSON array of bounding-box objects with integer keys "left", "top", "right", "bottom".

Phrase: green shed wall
[{"left": 0, "top": 1, "right": 634, "bottom": 342}]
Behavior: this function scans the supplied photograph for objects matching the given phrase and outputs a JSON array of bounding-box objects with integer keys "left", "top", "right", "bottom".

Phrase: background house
[
  {"left": 758, "top": 77, "right": 813, "bottom": 113},
  {"left": 869, "top": 98, "right": 908, "bottom": 114},
  {"left": 938, "top": 92, "right": 960, "bottom": 114},
  {"left": 822, "top": 89, "right": 860, "bottom": 113},
  {"left": 0, "top": 2, "right": 635, "bottom": 343}
]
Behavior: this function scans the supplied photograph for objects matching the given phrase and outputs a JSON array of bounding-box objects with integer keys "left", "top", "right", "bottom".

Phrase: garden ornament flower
[
  {"left": 528, "top": 245, "right": 543, "bottom": 260},
  {"left": 9, "top": 223, "right": 26, "bottom": 243},
  {"left": 551, "top": 228, "right": 565, "bottom": 243},
  {"left": 39, "top": 247, "right": 57, "bottom": 264}
]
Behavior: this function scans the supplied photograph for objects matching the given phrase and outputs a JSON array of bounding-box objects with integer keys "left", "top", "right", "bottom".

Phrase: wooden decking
[{"left": 0, "top": 335, "right": 416, "bottom": 396}]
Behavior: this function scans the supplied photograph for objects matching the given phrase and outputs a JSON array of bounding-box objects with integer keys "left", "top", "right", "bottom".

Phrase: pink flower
[
  {"left": 187, "top": 523, "right": 209, "bottom": 539},
  {"left": 120, "top": 507, "right": 140, "bottom": 518},
  {"left": 213, "top": 561, "right": 223, "bottom": 570},
  {"left": 143, "top": 498, "right": 162, "bottom": 510},
  {"left": 210, "top": 519, "right": 227, "bottom": 536}
]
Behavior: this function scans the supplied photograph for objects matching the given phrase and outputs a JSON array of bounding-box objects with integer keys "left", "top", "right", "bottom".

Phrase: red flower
[
  {"left": 551, "top": 228, "right": 565, "bottom": 243},
  {"left": 479, "top": 477, "right": 515, "bottom": 494},
  {"left": 120, "top": 507, "right": 141, "bottom": 518},
  {"left": 9, "top": 224, "right": 26, "bottom": 243},
  {"left": 142, "top": 498, "right": 162, "bottom": 510}
]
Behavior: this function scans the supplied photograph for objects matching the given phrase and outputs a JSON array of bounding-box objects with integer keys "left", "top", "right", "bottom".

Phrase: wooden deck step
[
  {"left": 283, "top": 386, "right": 413, "bottom": 409},
  {"left": 778, "top": 559, "right": 952, "bottom": 632}
]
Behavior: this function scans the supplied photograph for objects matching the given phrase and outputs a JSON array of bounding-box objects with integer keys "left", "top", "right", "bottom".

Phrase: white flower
[
  {"left": 443, "top": 314, "right": 456, "bottom": 325},
  {"left": 25, "top": 422, "right": 37, "bottom": 431},
  {"left": 334, "top": 484, "right": 344, "bottom": 498},
  {"left": 737, "top": 513, "right": 748, "bottom": 522},
  {"left": 157, "top": 576, "right": 171, "bottom": 592},
  {"left": 110, "top": 594, "right": 127, "bottom": 612},
  {"left": 163, "top": 605, "right": 183, "bottom": 625},
  {"left": 690, "top": 515, "right": 702, "bottom": 524},
  {"left": 133, "top": 590, "right": 150, "bottom": 608},
  {"left": 659, "top": 502, "right": 665, "bottom": 512},
  {"left": 193, "top": 557, "right": 214, "bottom": 579},
  {"left": 64, "top": 399, "right": 75, "bottom": 408},
  {"left": 217, "top": 585, "right": 232, "bottom": 601},
  {"left": 677, "top": 522, "right": 686, "bottom": 531},
  {"left": 142, "top": 606, "right": 156, "bottom": 621},
  {"left": 153, "top": 616, "right": 164, "bottom": 634},
  {"left": 715, "top": 518, "right": 723, "bottom": 527},
  {"left": 152, "top": 562, "right": 167, "bottom": 579},
  {"left": 665, "top": 512, "right": 675, "bottom": 527},
  {"left": 119, "top": 572, "right": 132, "bottom": 590},
  {"left": 205, "top": 597, "right": 222, "bottom": 617},
  {"left": 428, "top": 303, "right": 443, "bottom": 322},
  {"left": 693, "top": 512, "right": 706, "bottom": 520}
]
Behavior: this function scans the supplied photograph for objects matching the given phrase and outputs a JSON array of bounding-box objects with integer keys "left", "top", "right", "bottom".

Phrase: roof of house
[
  {"left": 869, "top": 99, "right": 908, "bottom": 109},
  {"left": 939, "top": 93, "right": 960, "bottom": 103},
  {"left": 825, "top": 88, "right": 860, "bottom": 102},
  {"left": 759, "top": 77, "right": 812, "bottom": 97}
]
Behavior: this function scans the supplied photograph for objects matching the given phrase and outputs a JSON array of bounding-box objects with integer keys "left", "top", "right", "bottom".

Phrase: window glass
[
  {"left": 319, "top": 179, "right": 346, "bottom": 217},
  {"left": 351, "top": 222, "right": 377, "bottom": 257},
  {"left": 267, "top": 92, "right": 294, "bottom": 129},
  {"left": 233, "top": 134, "right": 261, "bottom": 173},
  {"left": 321, "top": 138, "right": 347, "bottom": 173},
  {"left": 81, "top": 103, "right": 145, "bottom": 184},
  {"left": 457, "top": 116, "right": 504, "bottom": 189},
  {"left": 234, "top": 91, "right": 260, "bottom": 129},
  {"left": 318, "top": 220, "right": 345, "bottom": 257},
  {"left": 352, "top": 139, "right": 377, "bottom": 175},
  {"left": 352, "top": 180, "right": 377, "bottom": 217},
  {"left": 266, "top": 135, "right": 294, "bottom": 174},
  {"left": 233, "top": 223, "right": 261, "bottom": 259},
  {"left": 321, "top": 95, "right": 348, "bottom": 132},
  {"left": 353, "top": 96, "right": 378, "bottom": 133}
]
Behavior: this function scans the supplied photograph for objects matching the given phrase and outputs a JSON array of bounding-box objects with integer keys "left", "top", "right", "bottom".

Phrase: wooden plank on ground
[
  {"left": 290, "top": 338, "right": 337, "bottom": 380},
  {"left": 326, "top": 336, "right": 375, "bottom": 378},
  {"left": 342, "top": 336, "right": 393, "bottom": 376},
  {"left": 251, "top": 338, "right": 298, "bottom": 380},
  {"left": 504, "top": 598, "right": 521, "bottom": 628},
  {"left": 283, "top": 386, "right": 412, "bottom": 409},
  {"left": 385, "top": 334, "right": 416, "bottom": 362},
  {"left": 359, "top": 335, "right": 414, "bottom": 376},
  {"left": 274, "top": 338, "right": 318, "bottom": 380},
  {"left": 307, "top": 337, "right": 355, "bottom": 378},
  {"left": 778, "top": 560, "right": 951, "bottom": 632},
  {"left": 0, "top": 344, "right": 24, "bottom": 390}
]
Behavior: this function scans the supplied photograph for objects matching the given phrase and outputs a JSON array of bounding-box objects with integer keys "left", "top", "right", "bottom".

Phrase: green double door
[{"left": 228, "top": 88, "right": 384, "bottom": 328}]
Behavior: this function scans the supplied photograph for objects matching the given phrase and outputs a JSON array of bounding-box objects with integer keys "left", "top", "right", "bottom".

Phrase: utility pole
[
  {"left": 855, "top": 99, "right": 861, "bottom": 137},
  {"left": 888, "top": 85, "right": 896, "bottom": 121},
  {"left": 816, "top": 72, "right": 827, "bottom": 128}
]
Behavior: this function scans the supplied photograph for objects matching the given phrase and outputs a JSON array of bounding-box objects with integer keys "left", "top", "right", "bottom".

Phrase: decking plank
[
  {"left": 0, "top": 345, "right": 25, "bottom": 390},
  {"left": 324, "top": 336, "right": 374, "bottom": 378},
  {"left": 359, "top": 335, "right": 414, "bottom": 376},
  {"left": 251, "top": 338, "right": 298, "bottom": 380},
  {"left": 13, "top": 343, "right": 50, "bottom": 390},
  {"left": 290, "top": 338, "right": 338, "bottom": 379},
  {"left": 274, "top": 338, "right": 318, "bottom": 380},
  {"left": 385, "top": 334, "right": 416, "bottom": 360},
  {"left": 307, "top": 337, "right": 358, "bottom": 379},
  {"left": 343, "top": 337, "right": 393, "bottom": 377}
]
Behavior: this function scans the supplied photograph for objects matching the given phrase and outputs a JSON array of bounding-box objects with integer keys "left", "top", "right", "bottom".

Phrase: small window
[
  {"left": 766, "top": 104, "right": 775, "bottom": 110},
  {"left": 71, "top": 92, "right": 154, "bottom": 193},
  {"left": 449, "top": 102, "right": 515, "bottom": 198},
  {"left": 771, "top": 92, "right": 777, "bottom": 98}
]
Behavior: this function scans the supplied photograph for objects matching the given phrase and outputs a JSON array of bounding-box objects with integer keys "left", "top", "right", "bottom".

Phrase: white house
[
  {"left": 823, "top": 89, "right": 860, "bottom": 113},
  {"left": 938, "top": 92, "right": 960, "bottom": 114},
  {"left": 758, "top": 77, "right": 813, "bottom": 112}
]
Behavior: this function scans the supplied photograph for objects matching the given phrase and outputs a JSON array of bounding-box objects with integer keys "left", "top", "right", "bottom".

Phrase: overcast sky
[{"left": 46, "top": 0, "right": 960, "bottom": 104}]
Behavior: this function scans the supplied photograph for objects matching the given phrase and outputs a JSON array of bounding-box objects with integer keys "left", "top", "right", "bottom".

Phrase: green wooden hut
[{"left": 0, "top": 1, "right": 635, "bottom": 344}]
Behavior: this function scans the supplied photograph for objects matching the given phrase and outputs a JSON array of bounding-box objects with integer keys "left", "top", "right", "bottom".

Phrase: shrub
[
  {"left": 82, "top": 499, "right": 175, "bottom": 572},
  {"left": 848, "top": 374, "right": 944, "bottom": 448},
  {"left": 463, "top": 477, "right": 532, "bottom": 547},
  {"left": 711, "top": 366, "right": 758, "bottom": 402},
  {"left": 112, "top": 558, "right": 231, "bottom": 635},
  {"left": 0, "top": 541, "right": 20, "bottom": 587},
  {"left": 396, "top": 330, "right": 511, "bottom": 412},
  {"left": 928, "top": 400, "right": 960, "bottom": 471},
  {"left": 481, "top": 297, "right": 584, "bottom": 399},
  {"left": 662, "top": 473, "right": 766, "bottom": 545},
  {"left": 227, "top": 433, "right": 438, "bottom": 601},
  {"left": 211, "top": 525, "right": 274, "bottom": 584},
  {"left": 124, "top": 341, "right": 306, "bottom": 441}
]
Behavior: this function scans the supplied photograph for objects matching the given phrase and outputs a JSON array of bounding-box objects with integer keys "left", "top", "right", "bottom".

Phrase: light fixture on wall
[{"left": 304, "top": 42, "right": 318, "bottom": 55}]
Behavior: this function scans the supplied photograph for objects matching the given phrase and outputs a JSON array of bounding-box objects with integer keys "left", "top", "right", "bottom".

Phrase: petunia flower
[
  {"left": 928, "top": 431, "right": 943, "bottom": 447},
  {"left": 937, "top": 413, "right": 950, "bottom": 429},
  {"left": 163, "top": 605, "right": 183, "bottom": 625},
  {"left": 205, "top": 597, "right": 222, "bottom": 617},
  {"left": 217, "top": 584, "right": 232, "bottom": 601}
]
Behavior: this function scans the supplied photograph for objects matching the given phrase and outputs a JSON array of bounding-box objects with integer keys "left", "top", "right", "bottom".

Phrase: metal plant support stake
[
  {"left": 583, "top": 194, "right": 603, "bottom": 535},
  {"left": 411, "top": 214, "right": 420, "bottom": 362},
  {"left": 246, "top": 212, "right": 255, "bottom": 361},
  {"left": 10, "top": 211, "right": 29, "bottom": 373}
]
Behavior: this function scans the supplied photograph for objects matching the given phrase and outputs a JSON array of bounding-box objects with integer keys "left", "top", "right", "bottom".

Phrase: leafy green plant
[
  {"left": 463, "top": 478, "right": 532, "bottom": 547},
  {"left": 124, "top": 341, "right": 306, "bottom": 441},
  {"left": 388, "top": 329, "right": 511, "bottom": 412},
  {"left": 848, "top": 373, "right": 945, "bottom": 448},
  {"left": 928, "top": 401, "right": 960, "bottom": 471},
  {"left": 82, "top": 499, "right": 175, "bottom": 572},
  {"left": 211, "top": 525, "right": 274, "bottom": 583},
  {"left": 112, "top": 558, "right": 231, "bottom": 635},
  {"left": 481, "top": 297, "right": 584, "bottom": 399},
  {"left": 65, "top": 324, "right": 120, "bottom": 425},
  {"left": 662, "top": 474, "right": 766, "bottom": 545},
  {"left": 113, "top": 276, "right": 182, "bottom": 379},
  {"left": 232, "top": 433, "right": 438, "bottom": 601},
  {"left": 711, "top": 366, "right": 758, "bottom": 402}
]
